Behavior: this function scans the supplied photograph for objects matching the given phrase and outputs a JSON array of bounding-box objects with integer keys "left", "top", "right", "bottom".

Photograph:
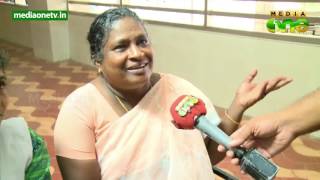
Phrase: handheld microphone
[{"left": 170, "top": 95, "right": 279, "bottom": 180}]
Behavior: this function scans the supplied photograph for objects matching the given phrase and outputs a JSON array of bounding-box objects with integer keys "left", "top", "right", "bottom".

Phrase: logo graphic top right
[{"left": 266, "top": 11, "right": 309, "bottom": 33}]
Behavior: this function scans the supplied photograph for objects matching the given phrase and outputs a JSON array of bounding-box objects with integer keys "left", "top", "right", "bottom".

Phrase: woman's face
[{"left": 100, "top": 17, "right": 153, "bottom": 91}]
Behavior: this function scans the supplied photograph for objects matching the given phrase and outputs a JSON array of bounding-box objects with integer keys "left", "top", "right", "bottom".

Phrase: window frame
[
  {"left": 67, "top": 0, "right": 320, "bottom": 44},
  {"left": 0, "top": 0, "right": 28, "bottom": 7}
]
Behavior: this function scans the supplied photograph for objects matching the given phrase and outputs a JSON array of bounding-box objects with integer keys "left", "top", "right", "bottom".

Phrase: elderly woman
[
  {"left": 54, "top": 8, "right": 291, "bottom": 180},
  {"left": 0, "top": 51, "right": 51, "bottom": 180}
]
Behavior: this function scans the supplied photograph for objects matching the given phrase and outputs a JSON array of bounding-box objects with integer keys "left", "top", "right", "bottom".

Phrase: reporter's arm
[
  {"left": 281, "top": 89, "right": 320, "bottom": 137},
  {"left": 220, "top": 89, "right": 320, "bottom": 160}
]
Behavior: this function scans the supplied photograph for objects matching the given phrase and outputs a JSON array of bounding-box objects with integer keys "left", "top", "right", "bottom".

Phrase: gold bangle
[{"left": 224, "top": 109, "right": 240, "bottom": 125}]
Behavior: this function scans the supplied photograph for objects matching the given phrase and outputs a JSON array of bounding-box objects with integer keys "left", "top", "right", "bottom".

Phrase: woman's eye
[
  {"left": 138, "top": 39, "right": 149, "bottom": 47},
  {"left": 114, "top": 45, "right": 126, "bottom": 52}
]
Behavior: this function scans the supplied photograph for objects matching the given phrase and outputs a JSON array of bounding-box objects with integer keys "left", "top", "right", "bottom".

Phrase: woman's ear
[
  {"left": 95, "top": 61, "right": 102, "bottom": 74},
  {"left": 95, "top": 61, "right": 101, "bottom": 66}
]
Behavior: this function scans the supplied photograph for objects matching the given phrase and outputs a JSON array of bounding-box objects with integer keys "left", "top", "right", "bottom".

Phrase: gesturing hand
[{"left": 234, "top": 69, "right": 292, "bottom": 110}]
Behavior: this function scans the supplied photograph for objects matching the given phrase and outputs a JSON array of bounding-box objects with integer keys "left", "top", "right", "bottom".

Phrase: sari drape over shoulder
[{"left": 54, "top": 74, "right": 220, "bottom": 180}]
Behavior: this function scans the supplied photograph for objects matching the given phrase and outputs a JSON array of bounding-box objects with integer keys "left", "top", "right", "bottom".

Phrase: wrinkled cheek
[{"left": 102, "top": 65, "right": 122, "bottom": 77}]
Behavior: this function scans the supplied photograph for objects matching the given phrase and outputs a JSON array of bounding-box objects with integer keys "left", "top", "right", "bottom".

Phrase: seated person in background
[
  {"left": 54, "top": 8, "right": 292, "bottom": 180},
  {"left": 0, "top": 52, "right": 51, "bottom": 180}
]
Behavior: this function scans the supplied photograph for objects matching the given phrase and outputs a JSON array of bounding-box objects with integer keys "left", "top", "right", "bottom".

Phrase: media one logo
[{"left": 266, "top": 11, "right": 309, "bottom": 33}]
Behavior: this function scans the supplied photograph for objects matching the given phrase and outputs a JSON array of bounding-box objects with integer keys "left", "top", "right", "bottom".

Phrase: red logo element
[{"left": 170, "top": 95, "right": 207, "bottom": 129}]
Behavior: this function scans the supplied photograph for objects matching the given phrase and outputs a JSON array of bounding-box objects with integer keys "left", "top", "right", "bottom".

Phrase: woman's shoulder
[
  {"left": 159, "top": 73, "right": 210, "bottom": 99},
  {"left": 63, "top": 82, "right": 98, "bottom": 104},
  {"left": 160, "top": 73, "right": 195, "bottom": 87},
  {"left": 57, "top": 83, "right": 98, "bottom": 126},
  {"left": 0, "top": 117, "right": 29, "bottom": 139},
  {"left": 69, "top": 82, "right": 96, "bottom": 95}
]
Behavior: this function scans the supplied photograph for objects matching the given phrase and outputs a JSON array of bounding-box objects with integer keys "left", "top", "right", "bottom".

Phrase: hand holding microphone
[{"left": 170, "top": 95, "right": 279, "bottom": 180}]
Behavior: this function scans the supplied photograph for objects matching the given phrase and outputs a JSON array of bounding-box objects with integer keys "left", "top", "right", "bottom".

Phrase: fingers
[
  {"left": 229, "top": 124, "right": 254, "bottom": 148},
  {"left": 226, "top": 150, "right": 234, "bottom": 158},
  {"left": 241, "top": 139, "right": 256, "bottom": 149},
  {"left": 244, "top": 69, "right": 258, "bottom": 83},
  {"left": 257, "top": 147, "right": 272, "bottom": 159},
  {"left": 231, "top": 158, "right": 240, "bottom": 165},
  {"left": 266, "top": 77, "right": 283, "bottom": 91},
  {"left": 272, "top": 78, "right": 292, "bottom": 90},
  {"left": 253, "top": 80, "right": 268, "bottom": 99},
  {"left": 266, "top": 77, "right": 293, "bottom": 92},
  {"left": 225, "top": 150, "right": 240, "bottom": 165},
  {"left": 217, "top": 145, "right": 240, "bottom": 165},
  {"left": 217, "top": 145, "right": 226, "bottom": 152}
]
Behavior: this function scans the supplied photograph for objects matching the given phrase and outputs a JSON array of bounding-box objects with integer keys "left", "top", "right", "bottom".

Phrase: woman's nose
[{"left": 128, "top": 45, "right": 143, "bottom": 60}]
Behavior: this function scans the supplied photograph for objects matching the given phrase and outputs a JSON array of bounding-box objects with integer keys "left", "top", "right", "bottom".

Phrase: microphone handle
[
  {"left": 195, "top": 116, "right": 245, "bottom": 158},
  {"left": 195, "top": 116, "right": 232, "bottom": 148},
  {"left": 195, "top": 115, "right": 279, "bottom": 179}
]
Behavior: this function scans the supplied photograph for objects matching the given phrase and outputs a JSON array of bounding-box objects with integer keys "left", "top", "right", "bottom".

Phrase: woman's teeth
[
  {"left": 128, "top": 63, "right": 147, "bottom": 70},
  {"left": 127, "top": 63, "right": 149, "bottom": 74}
]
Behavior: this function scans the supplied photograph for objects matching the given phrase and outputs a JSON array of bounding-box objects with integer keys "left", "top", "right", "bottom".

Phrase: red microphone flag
[{"left": 170, "top": 95, "right": 207, "bottom": 129}]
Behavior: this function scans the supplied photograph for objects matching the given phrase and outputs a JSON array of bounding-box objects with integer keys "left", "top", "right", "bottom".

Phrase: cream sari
[
  {"left": 96, "top": 74, "right": 219, "bottom": 179},
  {"left": 55, "top": 74, "right": 220, "bottom": 180}
]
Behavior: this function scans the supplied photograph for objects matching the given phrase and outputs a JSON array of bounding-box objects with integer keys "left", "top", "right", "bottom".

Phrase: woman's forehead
[{"left": 108, "top": 17, "right": 147, "bottom": 40}]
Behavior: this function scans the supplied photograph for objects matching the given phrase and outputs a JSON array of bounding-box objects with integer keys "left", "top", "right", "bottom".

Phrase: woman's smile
[{"left": 126, "top": 62, "right": 150, "bottom": 75}]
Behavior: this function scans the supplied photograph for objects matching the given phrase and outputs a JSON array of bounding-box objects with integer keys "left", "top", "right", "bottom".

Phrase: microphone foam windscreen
[{"left": 170, "top": 95, "right": 207, "bottom": 129}]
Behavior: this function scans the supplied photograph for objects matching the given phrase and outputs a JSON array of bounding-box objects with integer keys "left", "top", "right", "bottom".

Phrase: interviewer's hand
[{"left": 217, "top": 113, "right": 296, "bottom": 165}]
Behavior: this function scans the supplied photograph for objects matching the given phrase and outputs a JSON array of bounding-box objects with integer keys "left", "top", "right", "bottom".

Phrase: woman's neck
[
  {"left": 117, "top": 82, "right": 152, "bottom": 106},
  {"left": 100, "top": 75, "right": 152, "bottom": 107}
]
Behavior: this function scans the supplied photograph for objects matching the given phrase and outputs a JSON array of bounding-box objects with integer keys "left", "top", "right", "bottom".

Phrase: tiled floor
[
  {"left": 1, "top": 40, "right": 96, "bottom": 180},
  {"left": 1, "top": 40, "right": 319, "bottom": 180}
]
